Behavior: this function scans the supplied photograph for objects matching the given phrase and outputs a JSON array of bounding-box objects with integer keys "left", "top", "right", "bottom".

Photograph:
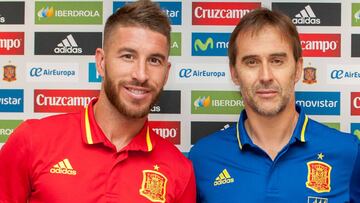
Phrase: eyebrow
[
  {"left": 116, "top": 47, "right": 166, "bottom": 61},
  {"left": 241, "top": 52, "right": 288, "bottom": 62}
]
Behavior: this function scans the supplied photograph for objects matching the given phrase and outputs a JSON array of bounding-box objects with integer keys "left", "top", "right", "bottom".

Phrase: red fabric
[{"left": 0, "top": 99, "right": 195, "bottom": 203}]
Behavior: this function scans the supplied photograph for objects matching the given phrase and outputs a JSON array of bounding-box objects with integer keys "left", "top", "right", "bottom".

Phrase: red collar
[{"left": 80, "top": 98, "right": 155, "bottom": 152}]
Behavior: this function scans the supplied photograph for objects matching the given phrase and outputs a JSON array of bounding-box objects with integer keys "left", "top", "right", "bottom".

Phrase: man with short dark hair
[
  {"left": 0, "top": 1, "right": 196, "bottom": 202},
  {"left": 189, "top": 8, "right": 360, "bottom": 203}
]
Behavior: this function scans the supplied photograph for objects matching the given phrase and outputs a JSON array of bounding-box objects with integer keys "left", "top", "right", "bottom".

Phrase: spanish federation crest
[
  {"left": 3, "top": 64, "right": 16, "bottom": 82},
  {"left": 303, "top": 66, "right": 317, "bottom": 84},
  {"left": 139, "top": 167, "right": 167, "bottom": 203},
  {"left": 306, "top": 161, "right": 332, "bottom": 193}
]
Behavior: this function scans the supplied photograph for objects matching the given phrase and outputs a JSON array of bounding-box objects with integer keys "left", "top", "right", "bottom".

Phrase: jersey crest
[
  {"left": 306, "top": 161, "right": 332, "bottom": 193},
  {"left": 139, "top": 169, "right": 167, "bottom": 203}
]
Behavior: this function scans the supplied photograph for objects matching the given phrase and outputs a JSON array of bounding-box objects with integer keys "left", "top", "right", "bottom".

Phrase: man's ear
[
  {"left": 163, "top": 62, "right": 171, "bottom": 86},
  {"left": 95, "top": 48, "right": 105, "bottom": 77},
  {"left": 230, "top": 65, "right": 240, "bottom": 85},
  {"left": 294, "top": 57, "right": 303, "bottom": 83}
]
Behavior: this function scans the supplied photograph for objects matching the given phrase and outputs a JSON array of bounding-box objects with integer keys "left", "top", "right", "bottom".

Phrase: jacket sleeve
[
  {"left": 176, "top": 162, "right": 196, "bottom": 203},
  {"left": 350, "top": 141, "right": 360, "bottom": 203},
  {"left": 0, "top": 121, "right": 32, "bottom": 202}
]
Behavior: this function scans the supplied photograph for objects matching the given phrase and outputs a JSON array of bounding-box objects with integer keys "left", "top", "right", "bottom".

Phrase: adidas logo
[
  {"left": 213, "top": 169, "right": 234, "bottom": 186},
  {"left": 50, "top": 158, "right": 77, "bottom": 176},
  {"left": 292, "top": 5, "right": 320, "bottom": 25},
  {"left": 54, "top": 34, "right": 82, "bottom": 54}
]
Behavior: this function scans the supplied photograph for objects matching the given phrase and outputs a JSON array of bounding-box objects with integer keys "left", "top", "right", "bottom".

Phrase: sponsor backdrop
[{"left": 1, "top": 0, "right": 360, "bottom": 153}]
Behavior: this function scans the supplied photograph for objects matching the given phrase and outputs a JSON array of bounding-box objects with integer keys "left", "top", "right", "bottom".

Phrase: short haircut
[
  {"left": 103, "top": 0, "right": 171, "bottom": 51},
  {"left": 228, "top": 7, "right": 302, "bottom": 66}
]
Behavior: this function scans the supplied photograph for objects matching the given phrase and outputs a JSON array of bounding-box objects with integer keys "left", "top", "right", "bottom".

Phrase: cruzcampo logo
[
  {"left": 0, "top": 120, "right": 22, "bottom": 142},
  {"left": 170, "top": 32, "right": 181, "bottom": 56},
  {"left": 191, "top": 91, "right": 244, "bottom": 114},
  {"left": 322, "top": 122, "right": 340, "bottom": 130},
  {"left": 35, "top": 1, "right": 103, "bottom": 24},
  {"left": 352, "top": 3, "right": 360, "bottom": 26}
]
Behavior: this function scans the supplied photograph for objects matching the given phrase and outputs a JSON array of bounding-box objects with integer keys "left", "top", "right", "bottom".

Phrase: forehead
[
  {"left": 105, "top": 26, "right": 169, "bottom": 55},
  {"left": 235, "top": 26, "right": 292, "bottom": 55}
]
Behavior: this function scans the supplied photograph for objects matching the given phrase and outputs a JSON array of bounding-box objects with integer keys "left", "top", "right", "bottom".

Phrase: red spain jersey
[{"left": 0, "top": 99, "right": 196, "bottom": 203}]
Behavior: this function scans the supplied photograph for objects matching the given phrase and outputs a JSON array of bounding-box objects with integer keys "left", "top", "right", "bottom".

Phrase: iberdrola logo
[
  {"left": 194, "top": 96, "right": 211, "bottom": 109},
  {"left": 38, "top": 7, "right": 55, "bottom": 19}
]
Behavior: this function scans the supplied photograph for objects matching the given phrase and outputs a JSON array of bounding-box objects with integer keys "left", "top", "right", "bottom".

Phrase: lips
[
  {"left": 256, "top": 89, "right": 278, "bottom": 98},
  {"left": 124, "top": 85, "right": 151, "bottom": 99}
]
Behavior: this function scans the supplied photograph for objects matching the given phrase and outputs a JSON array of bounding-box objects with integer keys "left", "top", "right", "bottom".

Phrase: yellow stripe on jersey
[
  {"left": 301, "top": 116, "right": 309, "bottom": 142},
  {"left": 146, "top": 127, "right": 153, "bottom": 151},
  {"left": 85, "top": 105, "right": 93, "bottom": 144}
]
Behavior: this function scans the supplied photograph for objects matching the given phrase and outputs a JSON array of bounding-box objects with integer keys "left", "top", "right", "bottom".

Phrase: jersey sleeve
[
  {"left": 350, "top": 141, "right": 360, "bottom": 203},
  {"left": 176, "top": 161, "right": 196, "bottom": 203},
  {"left": 0, "top": 121, "right": 32, "bottom": 202}
]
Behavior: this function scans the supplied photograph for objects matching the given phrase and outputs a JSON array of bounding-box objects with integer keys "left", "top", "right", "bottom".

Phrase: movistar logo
[
  {"left": 194, "top": 96, "right": 211, "bottom": 109},
  {"left": 194, "top": 37, "right": 214, "bottom": 51},
  {"left": 38, "top": 7, "right": 55, "bottom": 18}
]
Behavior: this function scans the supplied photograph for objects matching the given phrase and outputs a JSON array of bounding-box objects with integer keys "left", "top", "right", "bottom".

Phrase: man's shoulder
[
  {"left": 307, "top": 118, "right": 359, "bottom": 147},
  {"left": 189, "top": 124, "right": 237, "bottom": 159},
  {"left": 153, "top": 135, "right": 190, "bottom": 163},
  {"left": 13, "top": 112, "right": 82, "bottom": 141}
]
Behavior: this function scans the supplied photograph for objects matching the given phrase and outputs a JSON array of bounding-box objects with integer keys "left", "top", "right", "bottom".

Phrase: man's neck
[
  {"left": 244, "top": 105, "right": 299, "bottom": 161},
  {"left": 93, "top": 92, "right": 147, "bottom": 152}
]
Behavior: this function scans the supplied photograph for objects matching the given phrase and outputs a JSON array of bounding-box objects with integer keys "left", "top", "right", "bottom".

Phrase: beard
[
  {"left": 103, "top": 71, "right": 162, "bottom": 119},
  {"left": 240, "top": 81, "right": 292, "bottom": 117}
]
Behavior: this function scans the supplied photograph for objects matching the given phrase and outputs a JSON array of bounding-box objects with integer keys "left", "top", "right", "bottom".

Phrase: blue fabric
[{"left": 189, "top": 106, "right": 360, "bottom": 203}]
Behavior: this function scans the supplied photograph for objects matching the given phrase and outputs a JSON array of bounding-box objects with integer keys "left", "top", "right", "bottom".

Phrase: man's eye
[
  {"left": 271, "top": 58, "right": 283, "bottom": 65},
  {"left": 121, "top": 54, "right": 134, "bottom": 60},
  {"left": 245, "top": 59, "right": 258, "bottom": 66},
  {"left": 149, "top": 58, "right": 162, "bottom": 65}
]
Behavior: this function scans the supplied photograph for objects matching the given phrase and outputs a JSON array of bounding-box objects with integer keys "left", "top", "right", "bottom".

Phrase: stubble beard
[
  {"left": 241, "top": 82, "right": 292, "bottom": 117},
  {"left": 103, "top": 72, "right": 162, "bottom": 119}
]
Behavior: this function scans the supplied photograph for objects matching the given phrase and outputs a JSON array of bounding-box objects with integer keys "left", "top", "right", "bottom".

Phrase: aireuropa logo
[
  {"left": 113, "top": 1, "right": 182, "bottom": 25},
  {"left": 351, "top": 123, "right": 360, "bottom": 140},
  {"left": 352, "top": 3, "right": 360, "bottom": 26},
  {"left": 170, "top": 32, "right": 181, "bottom": 56},
  {"left": 0, "top": 2, "right": 25, "bottom": 24},
  {"left": 351, "top": 92, "right": 360, "bottom": 116},
  {"left": 272, "top": 3, "right": 340, "bottom": 26},
  {"left": 191, "top": 91, "right": 244, "bottom": 114},
  {"left": 88, "top": 62, "right": 101, "bottom": 83},
  {"left": 0, "top": 32, "right": 24, "bottom": 55},
  {"left": 0, "top": 89, "right": 23, "bottom": 112},
  {"left": 35, "top": 1, "right": 102, "bottom": 24},
  {"left": 0, "top": 120, "right": 22, "bottom": 143},
  {"left": 35, "top": 32, "right": 102, "bottom": 55},
  {"left": 352, "top": 34, "right": 360, "bottom": 57},
  {"left": 327, "top": 65, "right": 360, "bottom": 85},
  {"left": 192, "top": 2, "right": 260, "bottom": 25},
  {"left": 149, "top": 121, "right": 180, "bottom": 144},
  {"left": 192, "top": 33, "right": 230, "bottom": 56},
  {"left": 176, "top": 64, "right": 228, "bottom": 83},
  {"left": 191, "top": 121, "right": 235, "bottom": 144},
  {"left": 34, "top": 89, "right": 99, "bottom": 113},
  {"left": 300, "top": 34, "right": 340, "bottom": 57},
  {"left": 150, "top": 90, "right": 181, "bottom": 114},
  {"left": 26, "top": 63, "right": 79, "bottom": 82},
  {"left": 295, "top": 91, "right": 340, "bottom": 115}
]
